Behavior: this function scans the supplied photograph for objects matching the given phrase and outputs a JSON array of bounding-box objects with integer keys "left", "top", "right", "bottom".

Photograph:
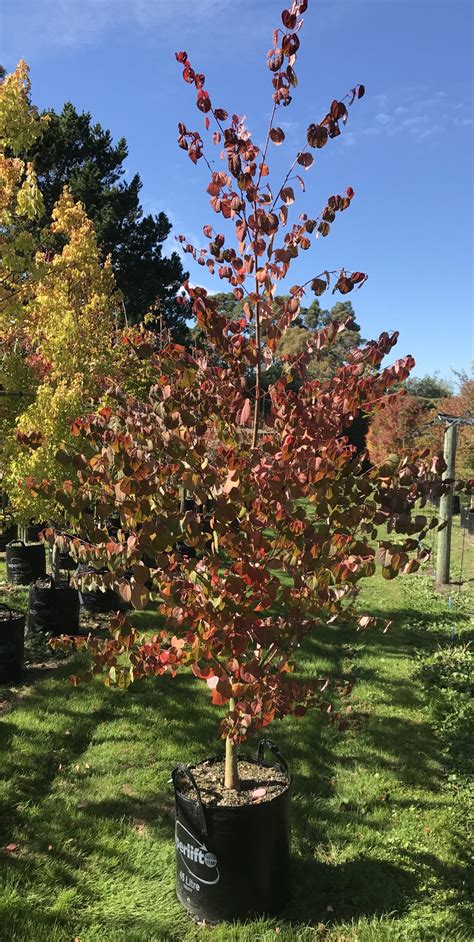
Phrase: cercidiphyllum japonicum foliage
[
  {"left": 1, "top": 64, "right": 160, "bottom": 523},
  {"left": 45, "top": 0, "right": 455, "bottom": 746}
]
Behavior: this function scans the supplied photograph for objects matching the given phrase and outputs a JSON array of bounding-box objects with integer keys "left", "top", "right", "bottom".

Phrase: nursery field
[{"left": 0, "top": 523, "right": 473, "bottom": 942}]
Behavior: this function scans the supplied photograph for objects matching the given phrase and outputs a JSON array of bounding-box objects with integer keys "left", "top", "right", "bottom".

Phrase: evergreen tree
[{"left": 28, "top": 102, "right": 189, "bottom": 337}]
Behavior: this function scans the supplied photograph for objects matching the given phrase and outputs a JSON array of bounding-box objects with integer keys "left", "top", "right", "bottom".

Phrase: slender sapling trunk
[{"left": 224, "top": 698, "right": 239, "bottom": 789}]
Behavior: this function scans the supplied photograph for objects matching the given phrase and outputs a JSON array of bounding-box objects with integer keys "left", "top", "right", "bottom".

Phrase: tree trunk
[{"left": 224, "top": 698, "right": 239, "bottom": 789}]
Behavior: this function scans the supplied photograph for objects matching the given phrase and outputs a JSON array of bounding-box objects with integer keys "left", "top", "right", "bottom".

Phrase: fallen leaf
[{"left": 251, "top": 787, "right": 267, "bottom": 799}]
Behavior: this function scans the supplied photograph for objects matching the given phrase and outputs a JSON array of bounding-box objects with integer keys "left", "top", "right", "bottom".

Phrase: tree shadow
[{"left": 288, "top": 855, "right": 418, "bottom": 924}]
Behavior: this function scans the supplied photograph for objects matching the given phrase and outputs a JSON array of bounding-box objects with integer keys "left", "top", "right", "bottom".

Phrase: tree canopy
[
  {"left": 1, "top": 64, "right": 158, "bottom": 522},
  {"left": 28, "top": 102, "right": 189, "bottom": 337},
  {"left": 191, "top": 293, "right": 363, "bottom": 386}
]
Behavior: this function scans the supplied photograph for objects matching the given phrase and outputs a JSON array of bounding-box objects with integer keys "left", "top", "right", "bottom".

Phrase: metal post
[{"left": 436, "top": 422, "right": 457, "bottom": 585}]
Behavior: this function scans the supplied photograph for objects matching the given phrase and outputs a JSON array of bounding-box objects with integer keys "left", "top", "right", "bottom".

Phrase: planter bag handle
[
  {"left": 257, "top": 738, "right": 289, "bottom": 776},
  {"left": 0, "top": 603, "right": 13, "bottom": 621},
  {"left": 7, "top": 540, "right": 25, "bottom": 547},
  {"left": 172, "top": 764, "right": 207, "bottom": 836}
]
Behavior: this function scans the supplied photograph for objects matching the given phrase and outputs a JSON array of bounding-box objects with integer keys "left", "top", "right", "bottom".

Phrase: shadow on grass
[{"left": 1, "top": 603, "right": 472, "bottom": 939}]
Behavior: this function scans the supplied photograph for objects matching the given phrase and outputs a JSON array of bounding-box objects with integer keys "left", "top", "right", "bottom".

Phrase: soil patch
[{"left": 177, "top": 758, "right": 289, "bottom": 808}]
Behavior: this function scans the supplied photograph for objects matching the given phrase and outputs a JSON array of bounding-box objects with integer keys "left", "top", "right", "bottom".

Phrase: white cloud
[
  {"left": 364, "top": 85, "right": 473, "bottom": 144},
  {"left": 8, "top": 0, "right": 237, "bottom": 48}
]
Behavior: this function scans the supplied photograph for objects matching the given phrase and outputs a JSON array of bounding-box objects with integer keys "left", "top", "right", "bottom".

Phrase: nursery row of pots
[
  {"left": 460, "top": 506, "right": 474, "bottom": 534},
  {"left": 0, "top": 535, "right": 132, "bottom": 686}
]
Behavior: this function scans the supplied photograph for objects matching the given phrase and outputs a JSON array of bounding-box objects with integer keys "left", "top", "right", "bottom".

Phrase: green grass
[{"left": 0, "top": 522, "right": 473, "bottom": 942}]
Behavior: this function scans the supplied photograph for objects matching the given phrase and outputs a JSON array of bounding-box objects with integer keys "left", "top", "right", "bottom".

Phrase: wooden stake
[{"left": 436, "top": 422, "right": 457, "bottom": 585}]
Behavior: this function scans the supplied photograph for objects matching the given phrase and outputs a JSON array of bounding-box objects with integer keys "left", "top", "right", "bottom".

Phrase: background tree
[
  {"left": 279, "top": 299, "right": 363, "bottom": 381},
  {"left": 1, "top": 63, "right": 160, "bottom": 523},
  {"left": 0, "top": 61, "right": 48, "bottom": 454},
  {"left": 366, "top": 392, "right": 430, "bottom": 466},
  {"left": 435, "top": 369, "right": 474, "bottom": 481},
  {"left": 2, "top": 189, "right": 121, "bottom": 522},
  {"left": 404, "top": 373, "right": 453, "bottom": 401},
  {"left": 367, "top": 371, "right": 473, "bottom": 475},
  {"left": 27, "top": 102, "right": 189, "bottom": 337}
]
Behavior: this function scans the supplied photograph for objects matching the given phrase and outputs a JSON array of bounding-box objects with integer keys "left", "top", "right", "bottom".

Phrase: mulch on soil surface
[{"left": 176, "top": 759, "right": 289, "bottom": 808}]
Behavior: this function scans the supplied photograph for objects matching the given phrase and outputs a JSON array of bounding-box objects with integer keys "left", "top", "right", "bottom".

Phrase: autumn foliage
[
  {"left": 367, "top": 374, "right": 474, "bottom": 480},
  {"left": 366, "top": 392, "right": 431, "bottom": 466},
  {"left": 40, "top": 2, "right": 451, "bottom": 769}
]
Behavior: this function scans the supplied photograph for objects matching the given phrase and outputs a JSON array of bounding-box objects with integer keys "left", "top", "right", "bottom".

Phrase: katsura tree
[{"left": 45, "top": 0, "right": 447, "bottom": 790}]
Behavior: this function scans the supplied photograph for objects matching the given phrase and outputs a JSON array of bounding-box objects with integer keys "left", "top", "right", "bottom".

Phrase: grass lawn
[{"left": 0, "top": 521, "right": 473, "bottom": 942}]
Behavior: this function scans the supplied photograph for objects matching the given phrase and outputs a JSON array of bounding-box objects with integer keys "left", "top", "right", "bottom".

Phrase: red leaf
[
  {"left": 281, "top": 10, "right": 297, "bottom": 29},
  {"left": 357, "top": 84, "right": 366, "bottom": 98},
  {"left": 307, "top": 123, "right": 328, "bottom": 148},
  {"left": 175, "top": 51, "right": 188, "bottom": 63},
  {"left": 297, "top": 152, "right": 313, "bottom": 169},
  {"left": 280, "top": 186, "right": 295, "bottom": 205},
  {"left": 268, "top": 48, "right": 284, "bottom": 72},
  {"left": 270, "top": 126, "right": 285, "bottom": 145},
  {"left": 197, "top": 90, "right": 211, "bottom": 113},
  {"left": 311, "top": 277, "right": 328, "bottom": 296}
]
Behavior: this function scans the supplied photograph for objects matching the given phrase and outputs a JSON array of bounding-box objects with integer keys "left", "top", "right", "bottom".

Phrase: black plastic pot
[
  {"left": 0, "top": 520, "right": 17, "bottom": 552},
  {"left": 28, "top": 578, "right": 80, "bottom": 637},
  {"left": 172, "top": 739, "right": 291, "bottom": 924},
  {"left": 25, "top": 521, "right": 46, "bottom": 543},
  {"left": 0, "top": 604, "right": 25, "bottom": 683},
  {"left": 452, "top": 496, "right": 460, "bottom": 515},
  {"left": 6, "top": 540, "right": 46, "bottom": 585},
  {"left": 56, "top": 550, "right": 77, "bottom": 573},
  {"left": 460, "top": 507, "right": 469, "bottom": 529},
  {"left": 77, "top": 565, "right": 124, "bottom": 614}
]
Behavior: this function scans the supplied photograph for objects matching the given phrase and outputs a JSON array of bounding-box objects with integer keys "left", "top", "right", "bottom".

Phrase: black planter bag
[
  {"left": 25, "top": 522, "right": 46, "bottom": 543},
  {"left": 0, "top": 604, "right": 25, "bottom": 684},
  {"left": 172, "top": 739, "right": 291, "bottom": 924},
  {"left": 468, "top": 510, "right": 474, "bottom": 536},
  {"left": 6, "top": 540, "right": 46, "bottom": 585},
  {"left": 76, "top": 564, "right": 125, "bottom": 614},
  {"left": 0, "top": 520, "right": 17, "bottom": 552},
  {"left": 28, "top": 578, "right": 80, "bottom": 637}
]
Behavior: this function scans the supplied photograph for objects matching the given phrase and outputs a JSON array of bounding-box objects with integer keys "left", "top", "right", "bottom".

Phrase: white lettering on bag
[{"left": 175, "top": 820, "right": 220, "bottom": 887}]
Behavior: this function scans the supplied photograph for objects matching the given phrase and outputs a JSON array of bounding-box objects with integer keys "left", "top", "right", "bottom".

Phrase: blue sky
[{"left": 2, "top": 0, "right": 473, "bottom": 381}]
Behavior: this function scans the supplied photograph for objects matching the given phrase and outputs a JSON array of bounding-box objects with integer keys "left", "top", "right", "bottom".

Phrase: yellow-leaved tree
[
  {"left": 0, "top": 61, "right": 48, "bottom": 452},
  {"left": 1, "top": 63, "right": 123, "bottom": 523},
  {"left": 3, "top": 188, "right": 124, "bottom": 521}
]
